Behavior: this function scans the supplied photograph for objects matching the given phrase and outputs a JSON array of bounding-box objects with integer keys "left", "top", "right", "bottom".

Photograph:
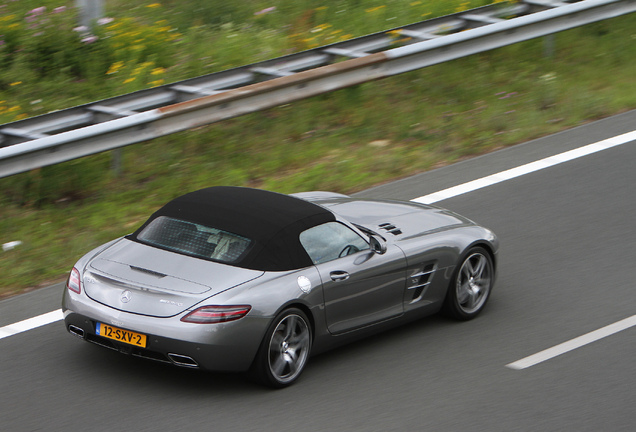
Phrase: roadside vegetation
[{"left": 0, "top": 0, "right": 635, "bottom": 298}]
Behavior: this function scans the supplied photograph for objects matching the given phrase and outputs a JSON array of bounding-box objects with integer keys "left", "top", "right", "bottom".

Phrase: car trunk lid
[{"left": 83, "top": 239, "right": 263, "bottom": 317}]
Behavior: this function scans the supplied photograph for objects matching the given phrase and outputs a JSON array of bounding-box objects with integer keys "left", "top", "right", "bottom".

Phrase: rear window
[{"left": 137, "top": 216, "right": 251, "bottom": 264}]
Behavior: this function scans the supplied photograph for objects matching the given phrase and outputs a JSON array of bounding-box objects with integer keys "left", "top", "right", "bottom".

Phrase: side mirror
[{"left": 369, "top": 235, "right": 387, "bottom": 255}]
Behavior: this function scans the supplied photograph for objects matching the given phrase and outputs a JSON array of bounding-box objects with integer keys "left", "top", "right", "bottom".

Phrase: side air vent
[
  {"left": 378, "top": 222, "right": 402, "bottom": 236},
  {"left": 408, "top": 261, "right": 437, "bottom": 303}
]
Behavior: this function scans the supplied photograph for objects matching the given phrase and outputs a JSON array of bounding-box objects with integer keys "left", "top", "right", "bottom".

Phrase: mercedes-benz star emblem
[{"left": 120, "top": 290, "right": 132, "bottom": 303}]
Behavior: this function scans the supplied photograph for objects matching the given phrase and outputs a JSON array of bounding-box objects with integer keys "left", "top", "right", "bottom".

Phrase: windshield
[{"left": 137, "top": 216, "right": 252, "bottom": 263}]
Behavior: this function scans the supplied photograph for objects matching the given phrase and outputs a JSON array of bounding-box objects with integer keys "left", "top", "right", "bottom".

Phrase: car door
[{"left": 300, "top": 222, "right": 407, "bottom": 334}]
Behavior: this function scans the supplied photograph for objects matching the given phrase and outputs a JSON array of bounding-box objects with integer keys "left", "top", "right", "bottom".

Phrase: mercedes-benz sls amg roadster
[{"left": 63, "top": 186, "right": 498, "bottom": 387}]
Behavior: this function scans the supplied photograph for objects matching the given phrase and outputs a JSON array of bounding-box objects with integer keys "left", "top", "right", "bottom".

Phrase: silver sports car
[{"left": 63, "top": 186, "right": 498, "bottom": 387}]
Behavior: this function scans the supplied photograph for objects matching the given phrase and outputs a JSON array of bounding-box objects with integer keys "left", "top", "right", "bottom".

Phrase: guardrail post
[
  {"left": 75, "top": 0, "right": 103, "bottom": 29},
  {"left": 111, "top": 148, "right": 123, "bottom": 177},
  {"left": 544, "top": 34, "right": 555, "bottom": 57},
  {"left": 76, "top": 0, "right": 123, "bottom": 175}
]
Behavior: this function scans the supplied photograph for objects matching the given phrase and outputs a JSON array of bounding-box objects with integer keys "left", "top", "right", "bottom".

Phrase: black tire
[
  {"left": 443, "top": 247, "right": 494, "bottom": 321},
  {"left": 251, "top": 308, "right": 312, "bottom": 388}
]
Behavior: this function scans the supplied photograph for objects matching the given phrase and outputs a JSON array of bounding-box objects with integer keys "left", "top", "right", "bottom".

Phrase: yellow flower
[
  {"left": 315, "top": 6, "right": 328, "bottom": 11},
  {"left": 107, "top": 61, "right": 124, "bottom": 75},
  {"left": 10, "top": 81, "right": 22, "bottom": 86},
  {"left": 8, "top": 105, "right": 21, "bottom": 113},
  {"left": 151, "top": 67, "right": 165, "bottom": 75},
  {"left": 366, "top": 5, "right": 386, "bottom": 13},
  {"left": 456, "top": 2, "right": 470, "bottom": 12},
  {"left": 147, "top": 3, "right": 161, "bottom": 8},
  {"left": 149, "top": 79, "right": 164, "bottom": 87},
  {"left": 123, "top": 78, "right": 136, "bottom": 84},
  {"left": 107, "top": 21, "right": 123, "bottom": 30}
]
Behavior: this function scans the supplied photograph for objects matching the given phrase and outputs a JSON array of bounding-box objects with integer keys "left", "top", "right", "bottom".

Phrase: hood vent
[{"left": 378, "top": 222, "right": 402, "bottom": 236}]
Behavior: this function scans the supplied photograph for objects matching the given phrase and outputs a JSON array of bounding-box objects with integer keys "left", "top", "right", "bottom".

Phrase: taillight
[
  {"left": 67, "top": 267, "right": 81, "bottom": 294},
  {"left": 181, "top": 305, "right": 251, "bottom": 324}
]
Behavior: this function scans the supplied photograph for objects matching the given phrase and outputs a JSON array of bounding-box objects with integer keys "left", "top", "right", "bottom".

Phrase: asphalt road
[{"left": 1, "top": 111, "right": 635, "bottom": 431}]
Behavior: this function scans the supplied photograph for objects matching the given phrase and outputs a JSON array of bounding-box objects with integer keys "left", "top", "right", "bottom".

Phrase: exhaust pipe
[
  {"left": 168, "top": 353, "right": 199, "bottom": 368},
  {"left": 68, "top": 325, "right": 85, "bottom": 339}
]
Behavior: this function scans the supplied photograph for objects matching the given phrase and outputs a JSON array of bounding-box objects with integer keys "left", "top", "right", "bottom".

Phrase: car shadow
[
  {"left": 62, "top": 303, "right": 500, "bottom": 394},
  {"left": 65, "top": 340, "right": 257, "bottom": 393}
]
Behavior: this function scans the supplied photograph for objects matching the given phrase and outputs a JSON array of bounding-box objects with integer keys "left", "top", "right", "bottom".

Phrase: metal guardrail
[{"left": 0, "top": 0, "right": 634, "bottom": 178}]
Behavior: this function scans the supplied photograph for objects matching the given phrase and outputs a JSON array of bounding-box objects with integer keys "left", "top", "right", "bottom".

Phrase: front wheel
[
  {"left": 444, "top": 247, "right": 494, "bottom": 320},
  {"left": 251, "top": 308, "right": 312, "bottom": 388}
]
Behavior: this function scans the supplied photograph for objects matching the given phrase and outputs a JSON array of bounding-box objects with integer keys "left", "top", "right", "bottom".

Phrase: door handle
[{"left": 330, "top": 271, "right": 350, "bottom": 281}]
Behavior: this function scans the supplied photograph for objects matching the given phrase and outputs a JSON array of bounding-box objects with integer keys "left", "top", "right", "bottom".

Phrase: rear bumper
[{"left": 62, "top": 289, "right": 270, "bottom": 372}]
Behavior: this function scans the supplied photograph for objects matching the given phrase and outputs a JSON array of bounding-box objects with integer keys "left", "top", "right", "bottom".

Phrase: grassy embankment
[{"left": 0, "top": 0, "right": 635, "bottom": 298}]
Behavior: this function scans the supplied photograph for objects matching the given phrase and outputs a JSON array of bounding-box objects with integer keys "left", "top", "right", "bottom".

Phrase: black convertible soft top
[{"left": 129, "top": 186, "right": 335, "bottom": 271}]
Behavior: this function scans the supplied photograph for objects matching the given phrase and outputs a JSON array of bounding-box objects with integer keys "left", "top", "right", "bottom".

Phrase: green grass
[{"left": 0, "top": 1, "right": 635, "bottom": 298}]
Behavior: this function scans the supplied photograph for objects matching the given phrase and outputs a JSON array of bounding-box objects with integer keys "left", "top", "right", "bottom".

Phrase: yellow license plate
[{"left": 96, "top": 323, "right": 147, "bottom": 348}]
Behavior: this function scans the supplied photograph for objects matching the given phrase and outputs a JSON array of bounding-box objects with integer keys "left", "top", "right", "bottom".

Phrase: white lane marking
[
  {"left": 411, "top": 130, "right": 636, "bottom": 204},
  {"left": 0, "top": 309, "right": 63, "bottom": 340},
  {"left": 506, "top": 315, "right": 636, "bottom": 370},
  {"left": 1, "top": 129, "right": 635, "bottom": 342},
  {"left": 411, "top": 130, "right": 636, "bottom": 369}
]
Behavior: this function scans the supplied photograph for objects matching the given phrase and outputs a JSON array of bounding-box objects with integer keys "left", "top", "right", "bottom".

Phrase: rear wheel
[
  {"left": 251, "top": 308, "right": 312, "bottom": 388},
  {"left": 444, "top": 247, "right": 493, "bottom": 320}
]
